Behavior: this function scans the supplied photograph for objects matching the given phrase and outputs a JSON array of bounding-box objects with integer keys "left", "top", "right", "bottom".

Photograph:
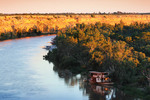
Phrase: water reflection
[{"left": 54, "top": 68, "right": 139, "bottom": 100}]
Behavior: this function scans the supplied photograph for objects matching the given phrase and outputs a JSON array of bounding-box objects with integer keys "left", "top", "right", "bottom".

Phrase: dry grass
[{"left": 0, "top": 14, "right": 150, "bottom": 34}]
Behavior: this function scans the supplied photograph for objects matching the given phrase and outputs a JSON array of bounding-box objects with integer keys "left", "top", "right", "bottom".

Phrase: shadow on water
[{"left": 53, "top": 66, "right": 141, "bottom": 100}]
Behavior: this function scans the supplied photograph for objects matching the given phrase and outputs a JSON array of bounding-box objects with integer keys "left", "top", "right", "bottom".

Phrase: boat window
[{"left": 104, "top": 73, "right": 108, "bottom": 75}]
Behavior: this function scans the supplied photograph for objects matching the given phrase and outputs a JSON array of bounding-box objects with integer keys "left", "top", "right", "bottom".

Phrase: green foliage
[
  {"left": 121, "top": 86, "right": 150, "bottom": 100},
  {"left": 45, "top": 22, "right": 150, "bottom": 86}
]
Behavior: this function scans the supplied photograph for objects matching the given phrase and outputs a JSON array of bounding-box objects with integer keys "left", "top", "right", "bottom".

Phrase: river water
[{"left": 0, "top": 35, "right": 138, "bottom": 100}]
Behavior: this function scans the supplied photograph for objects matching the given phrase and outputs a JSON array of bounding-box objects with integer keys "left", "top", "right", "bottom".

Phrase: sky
[{"left": 0, "top": 0, "right": 150, "bottom": 13}]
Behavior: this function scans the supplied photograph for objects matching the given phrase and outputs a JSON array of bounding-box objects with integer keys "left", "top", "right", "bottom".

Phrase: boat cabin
[{"left": 89, "top": 71, "right": 112, "bottom": 84}]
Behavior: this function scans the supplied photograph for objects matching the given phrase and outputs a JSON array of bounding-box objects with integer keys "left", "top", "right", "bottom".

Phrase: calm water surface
[{"left": 0, "top": 36, "right": 138, "bottom": 100}]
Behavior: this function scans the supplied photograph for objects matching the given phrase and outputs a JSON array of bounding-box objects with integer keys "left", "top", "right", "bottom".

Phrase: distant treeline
[
  {"left": 0, "top": 28, "right": 57, "bottom": 41},
  {"left": 0, "top": 11, "right": 150, "bottom": 16},
  {"left": 1, "top": 14, "right": 150, "bottom": 41}
]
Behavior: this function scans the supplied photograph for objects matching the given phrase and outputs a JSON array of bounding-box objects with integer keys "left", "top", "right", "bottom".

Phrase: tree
[
  {"left": 91, "top": 14, "right": 95, "bottom": 18},
  {"left": 141, "top": 57, "right": 150, "bottom": 86}
]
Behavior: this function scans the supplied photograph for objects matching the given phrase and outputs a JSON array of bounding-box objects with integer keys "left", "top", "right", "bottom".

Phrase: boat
[{"left": 89, "top": 71, "right": 114, "bottom": 85}]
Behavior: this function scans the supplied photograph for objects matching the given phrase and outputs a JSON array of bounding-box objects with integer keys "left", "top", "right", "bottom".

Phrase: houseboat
[{"left": 89, "top": 71, "right": 113, "bottom": 85}]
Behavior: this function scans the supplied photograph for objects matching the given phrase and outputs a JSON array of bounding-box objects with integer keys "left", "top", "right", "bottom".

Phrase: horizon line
[{"left": 1, "top": 11, "right": 150, "bottom": 15}]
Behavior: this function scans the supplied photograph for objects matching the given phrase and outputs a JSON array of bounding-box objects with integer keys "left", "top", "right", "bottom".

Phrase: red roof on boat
[{"left": 89, "top": 71, "right": 109, "bottom": 74}]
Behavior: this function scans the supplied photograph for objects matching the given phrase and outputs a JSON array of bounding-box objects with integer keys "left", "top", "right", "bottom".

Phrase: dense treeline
[
  {"left": 0, "top": 27, "right": 41, "bottom": 40},
  {"left": 45, "top": 21, "right": 150, "bottom": 87},
  {"left": 0, "top": 26, "right": 57, "bottom": 41}
]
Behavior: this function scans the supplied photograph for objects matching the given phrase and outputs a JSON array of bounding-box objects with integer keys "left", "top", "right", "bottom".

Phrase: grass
[{"left": 1, "top": 14, "right": 150, "bottom": 35}]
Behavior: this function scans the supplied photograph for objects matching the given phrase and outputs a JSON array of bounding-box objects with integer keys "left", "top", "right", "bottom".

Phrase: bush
[{"left": 91, "top": 14, "right": 95, "bottom": 18}]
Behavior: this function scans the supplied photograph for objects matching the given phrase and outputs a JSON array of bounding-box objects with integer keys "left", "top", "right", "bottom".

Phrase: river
[{"left": 0, "top": 35, "right": 139, "bottom": 100}]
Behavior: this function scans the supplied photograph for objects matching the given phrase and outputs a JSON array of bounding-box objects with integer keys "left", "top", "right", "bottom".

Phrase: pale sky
[{"left": 0, "top": 0, "right": 150, "bottom": 13}]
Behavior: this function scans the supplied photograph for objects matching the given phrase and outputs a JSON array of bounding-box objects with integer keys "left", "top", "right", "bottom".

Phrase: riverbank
[
  {"left": 0, "top": 32, "right": 56, "bottom": 41},
  {"left": 120, "top": 85, "right": 150, "bottom": 99},
  {"left": 44, "top": 22, "right": 150, "bottom": 99}
]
